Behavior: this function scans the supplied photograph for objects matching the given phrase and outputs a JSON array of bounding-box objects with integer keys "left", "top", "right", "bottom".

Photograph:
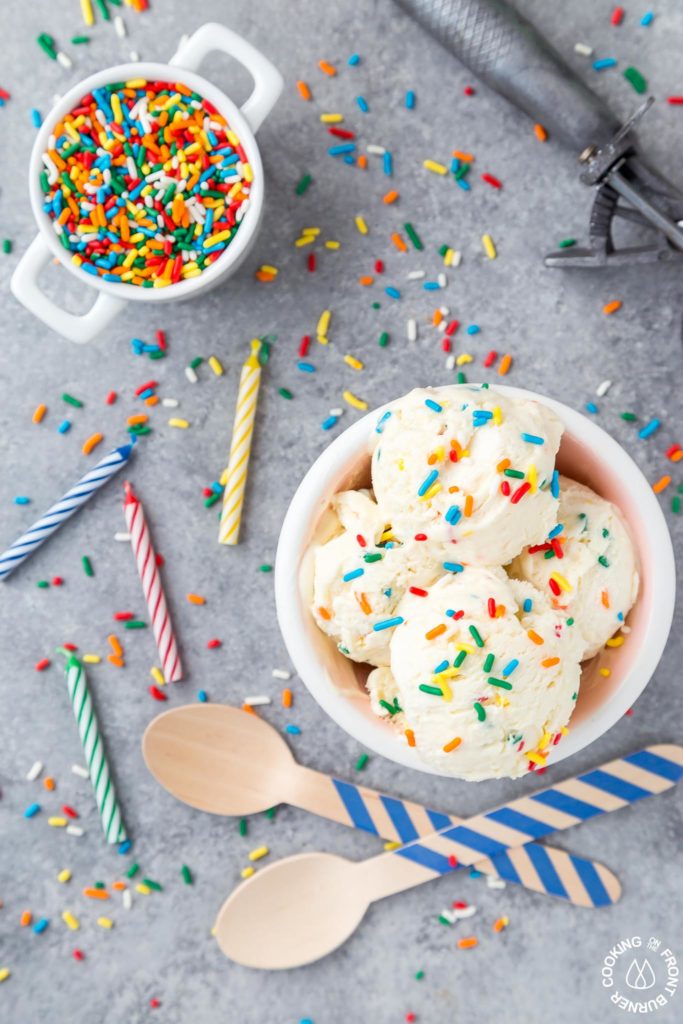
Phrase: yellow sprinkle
[
  {"left": 150, "top": 667, "right": 165, "bottom": 686},
  {"left": 527, "top": 462, "right": 538, "bottom": 494},
  {"left": 0, "top": 968, "right": 11, "bottom": 983},
  {"left": 58, "top": 869, "right": 72, "bottom": 884},
  {"left": 125, "top": 79, "right": 147, "bottom": 89},
  {"left": 443, "top": 248, "right": 454, "bottom": 266},
  {"left": 606, "top": 635, "right": 625, "bottom": 648},
  {"left": 135, "top": 884, "right": 151, "bottom": 895},
  {"left": 527, "top": 751, "right": 547, "bottom": 766},
  {"left": 80, "top": 0, "right": 94, "bottom": 27},
  {"left": 295, "top": 236, "right": 315, "bottom": 247},
  {"left": 62, "top": 911, "right": 80, "bottom": 931},
  {"left": 203, "top": 230, "right": 232, "bottom": 248},
  {"left": 420, "top": 482, "right": 442, "bottom": 501},
  {"left": 383, "top": 841, "right": 401, "bottom": 851},
  {"left": 493, "top": 405, "right": 503, "bottom": 425},
  {"left": 317, "top": 309, "right": 331, "bottom": 339},
  {"left": 240, "top": 866, "right": 255, "bottom": 879},
  {"left": 344, "top": 354, "right": 364, "bottom": 371},
  {"left": 439, "top": 679, "right": 453, "bottom": 702},
  {"left": 599, "top": 667, "right": 611, "bottom": 677},
  {"left": 343, "top": 390, "right": 368, "bottom": 411},
  {"left": 301, "top": 227, "right": 321, "bottom": 236},
  {"left": 456, "top": 643, "right": 475, "bottom": 654},
  {"left": 325, "top": 240, "right": 341, "bottom": 249},
  {"left": 482, "top": 234, "right": 497, "bottom": 259},
  {"left": 168, "top": 418, "right": 190, "bottom": 429},
  {"left": 320, "top": 113, "right": 344, "bottom": 123},
  {"left": 423, "top": 159, "right": 448, "bottom": 175},
  {"left": 455, "top": 353, "right": 472, "bottom": 366},
  {"left": 96, "top": 917, "right": 114, "bottom": 929},
  {"left": 248, "top": 846, "right": 269, "bottom": 862},
  {"left": 48, "top": 817, "right": 67, "bottom": 828},
  {"left": 550, "top": 571, "right": 572, "bottom": 592},
  {"left": 380, "top": 528, "right": 395, "bottom": 542},
  {"left": 82, "top": 654, "right": 101, "bottom": 664},
  {"left": 355, "top": 215, "right": 368, "bottom": 235},
  {"left": 208, "top": 356, "right": 224, "bottom": 376}
]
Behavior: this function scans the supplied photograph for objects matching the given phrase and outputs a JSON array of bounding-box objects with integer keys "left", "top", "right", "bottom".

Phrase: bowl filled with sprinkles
[{"left": 12, "top": 22, "right": 283, "bottom": 342}]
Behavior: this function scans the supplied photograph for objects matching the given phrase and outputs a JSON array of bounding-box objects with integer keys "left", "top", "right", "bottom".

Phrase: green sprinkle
[
  {"left": 624, "top": 66, "right": 647, "bottom": 94},
  {"left": 438, "top": 244, "right": 449, "bottom": 257},
  {"left": 558, "top": 238, "right": 576, "bottom": 248},
  {"left": 598, "top": 555, "right": 610, "bottom": 567},
  {"left": 572, "top": 691, "right": 578, "bottom": 701},
  {"left": 504, "top": 468, "right": 525, "bottom": 479},
  {"left": 37, "top": 35, "right": 57, "bottom": 60},
  {"left": 204, "top": 493, "right": 221, "bottom": 508},
  {"left": 620, "top": 412, "right": 637, "bottom": 422},
  {"left": 181, "top": 865, "right": 193, "bottom": 885},
  {"left": 372, "top": 302, "right": 381, "bottom": 310},
  {"left": 295, "top": 174, "right": 312, "bottom": 195},
  {"left": 672, "top": 496, "right": 681, "bottom": 514},
  {"left": 454, "top": 162, "right": 470, "bottom": 181},
  {"left": 544, "top": 549, "right": 555, "bottom": 559},
  {"left": 474, "top": 701, "right": 486, "bottom": 721},
  {"left": 355, "top": 753, "right": 369, "bottom": 771},
  {"left": 363, "top": 552, "right": 383, "bottom": 563},
  {"left": 679, "top": 483, "right": 683, "bottom": 495},
  {"left": 189, "top": 356, "right": 203, "bottom": 369},
  {"left": 567, "top": 617, "right": 574, "bottom": 626},
  {"left": 82, "top": 556, "right": 94, "bottom": 577},
  {"left": 264, "top": 806, "right": 278, "bottom": 819},
  {"left": 379, "top": 697, "right": 402, "bottom": 716},
  {"left": 36, "top": 580, "right": 50, "bottom": 589},
  {"left": 468, "top": 625, "right": 484, "bottom": 648},
  {"left": 259, "top": 564, "right": 273, "bottom": 573},
  {"left": 2, "top": 239, "right": 12, "bottom": 254},
  {"left": 438, "top": 915, "right": 452, "bottom": 926},
  {"left": 94, "top": 0, "right": 111, "bottom": 21},
  {"left": 403, "top": 222, "right": 423, "bottom": 250},
  {"left": 93, "top": 881, "right": 105, "bottom": 889},
  {"left": 141, "top": 878, "right": 163, "bottom": 892},
  {"left": 126, "top": 862, "right": 140, "bottom": 879},
  {"left": 123, "top": 620, "right": 147, "bottom": 630},
  {"left": 259, "top": 341, "right": 271, "bottom": 365},
  {"left": 453, "top": 649, "right": 467, "bottom": 668},
  {"left": 456, "top": 371, "right": 467, "bottom": 384},
  {"left": 278, "top": 387, "right": 293, "bottom": 400},
  {"left": 149, "top": 350, "right": 166, "bottom": 361},
  {"left": 62, "top": 393, "right": 83, "bottom": 408},
  {"left": 71, "top": 35, "right": 90, "bottom": 44},
  {"left": 239, "top": 818, "right": 247, "bottom": 836},
  {"left": 419, "top": 684, "right": 444, "bottom": 696},
  {"left": 378, "top": 331, "right": 390, "bottom": 348},
  {"left": 483, "top": 652, "right": 495, "bottom": 672},
  {"left": 415, "top": 970, "right": 425, "bottom": 980},
  {"left": 488, "top": 677, "right": 512, "bottom": 690}
]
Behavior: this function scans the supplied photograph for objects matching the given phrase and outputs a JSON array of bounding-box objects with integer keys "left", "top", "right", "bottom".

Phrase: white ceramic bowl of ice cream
[{"left": 275, "top": 384, "right": 676, "bottom": 777}]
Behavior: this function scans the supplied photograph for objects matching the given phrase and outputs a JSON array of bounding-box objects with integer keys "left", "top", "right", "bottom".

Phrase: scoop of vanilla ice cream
[
  {"left": 369, "top": 385, "right": 563, "bottom": 566},
  {"left": 311, "top": 489, "right": 443, "bottom": 666},
  {"left": 509, "top": 476, "right": 639, "bottom": 659},
  {"left": 387, "top": 567, "right": 582, "bottom": 779}
]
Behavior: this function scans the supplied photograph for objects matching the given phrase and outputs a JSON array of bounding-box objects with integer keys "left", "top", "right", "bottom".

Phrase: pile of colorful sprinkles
[{"left": 41, "top": 80, "right": 253, "bottom": 286}]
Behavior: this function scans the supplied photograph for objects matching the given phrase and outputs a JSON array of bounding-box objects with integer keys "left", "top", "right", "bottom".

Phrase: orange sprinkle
[
  {"left": 319, "top": 60, "right": 336, "bottom": 76},
  {"left": 32, "top": 404, "right": 47, "bottom": 424},
  {"left": 391, "top": 232, "right": 407, "bottom": 252},
  {"left": 107, "top": 634, "right": 123, "bottom": 657},
  {"left": 432, "top": 309, "right": 443, "bottom": 326},
  {"left": 603, "top": 300, "right": 622, "bottom": 315},
  {"left": 405, "top": 728, "right": 416, "bottom": 747},
  {"left": 43, "top": 776, "right": 55, "bottom": 791},
  {"left": 458, "top": 936, "right": 478, "bottom": 949},
  {"left": 358, "top": 275, "right": 374, "bottom": 286},
  {"left": 20, "top": 910, "right": 32, "bottom": 927},
  {"left": 669, "top": 447, "right": 683, "bottom": 463},
  {"left": 527, "top": 630, "right": 544, "bottom": 646},
  {"left": 452, "top": 151, "right": 474, "bottom": 162},
  {"left": 83, "top": 888, "right": 109, "bottom": 900},
  {"left": 111, "top": 881, "right": 126, "bottom": 891},
  {"left": 653, "top": 475, "right": 672, "bottom": 494},
  {"left": 495, "top": 605, "right": 506, "bottom": 618},
  {"left": 357, "top": 154, "right": 368, "bottom": 170},
  {"left": 496, "top": 458, "right": 510, "bottom": 473},
  {"left": 144, "top": 395, "right": 159, "bottom": 407},
  {"left": 107, "top": 654, "right": 125, "bottom": 668},
  {"left": 443, "top": 736, "right": 462, "bottom": 753},
  {"left": 127, "top": 414, "right": 148, "bottom": 426},
  {"left": 601, "top": 590, "right": 610, "bottom": 608},
  {"left": 242, "top": 703, "right": 257, "bottom": 716},
  {"left": 186, "top": 593, "right": 206, "bottom": 605},
  {"left": 296, "top": 81, "right": 311, "bottom": 100},
  {"left": 498, "top": 353, "right": 512, "bottom": 376},
  {"left": 255, "top": 270, "right": 275, "bottom": 282},
  {"left": 356, "top": 592, "right": 372, "bottom": 615},
  {"left": 533, "top": 123, "right": 548, "bottom": 142},
  {"left": 282, "top": 688, "right": 293, "bottom": 709},
  {"left": 318, "top": 607, "right": 331, "bottom": 621},
  {"left": 463, "top": 495, "right": 474, "bottom": 517},
  {"left": 493, "top": 916, "right": 509, "bottom": 933},
  {"left": 541, "top": 657, "right": 560, "bottom": 668},
  {"left": 383, "top": 190, "right": 399, "bottom": 204},
  {"left": 425, "top": 624, "right": 447, "bottom": 640},
  {"left": 82, "top": 432, "right": 103, "bottom": 455}
]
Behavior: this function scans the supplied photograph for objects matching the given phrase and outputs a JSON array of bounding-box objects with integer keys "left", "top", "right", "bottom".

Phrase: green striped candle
[{"left": 63, "top": 653, "right": 126, "bottom": 844}]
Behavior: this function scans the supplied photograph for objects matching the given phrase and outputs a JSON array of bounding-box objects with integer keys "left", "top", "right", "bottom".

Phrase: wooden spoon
[{"left": 214, "top": 744, "right": 683, "bottom": 968}]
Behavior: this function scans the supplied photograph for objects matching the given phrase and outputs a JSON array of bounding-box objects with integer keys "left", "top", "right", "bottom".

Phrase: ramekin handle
[
  {"left": 11, "top": 235, "right": 126, "bottom": 344},
  {"left": 169, "top": 22, "right": 283, "bottom": 133}
]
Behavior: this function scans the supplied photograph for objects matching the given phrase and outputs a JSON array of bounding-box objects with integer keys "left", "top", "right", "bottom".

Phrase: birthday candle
[
  {"left": 0, "top": 442, "right": 134, "bottom": 581},
  {"left": 218, "top": 339, "right": 262, "bottom": 545},
  {"left": 123, "top": 482, "right": 182, "bottom": 682}
]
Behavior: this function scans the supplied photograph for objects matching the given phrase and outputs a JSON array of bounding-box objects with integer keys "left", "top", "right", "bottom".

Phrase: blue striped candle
[{"left": 0, "top": 442, "right": 134, "bottom": 581}]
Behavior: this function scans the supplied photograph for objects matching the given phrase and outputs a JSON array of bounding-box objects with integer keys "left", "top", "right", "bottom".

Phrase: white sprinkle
[
  {"left": 437, "top": 273, "right": 447, "bottom": 288},
  {"left": 162, "top": 397, "right": 179, "bottom": 408},
  {"left": 122, "top": 889, "right": 132, "bottom": 910},
  {"left": 486, "top": 874, "right": 506, "bottom": 890},
  {"left": 439, "top": 306, "right": 449, "bottom": 316},
  {"left": 407, "top": 270, "right": 425, "bottom": 280},
  {"left": 621, "top": 624, "right": 632, "bottom": 634},
  {"left": 129, "top": 50, "right": 140, "bottom": 62},
  {"left": 439, "top": 908, "right": 458, "bottom": 924},
  {"left": 114, "top": 532, "right": 131, "bottom": 542},
  {"left": 272, "top": 669, "right": 291, "bottom": 680},
  {"left": 243, "top": 696, "right": 271, "bottom": 706},
  {"left": 452, "top": 903, "right": 477, "bottom": 920},
  {"left": 66, "top": 825, "right": 84, "bottom": 837},
  {"left": 366, "top": 144, "right": 386, "bottom": 155},
  {"left": 71, "top": 765, "right": 90, "bottom": 779},
  {"left": 596, "top": 379, "right": 612, "bottom": 397},
  {"left": 57, "top": 52, "right": 72, "bottom": 69},
  {"left": 329, "top": 408, "right": 343, "bottom": 417},
  {"left": 445, "top": 354, "right": 456, "bottom": 370},
  {"left": 450, "top": 250, "right": 462, "bottom": 267},
  {"left": 26, "top": 761, "right": 44, "bottom": 781},
  {"left": 437, "top": 320, "right": 447, "bottom": 333},
  {"left": 185, "top": 366, "right": 198, "bottom": 384},
  {"left": 574, "top": 42, "right": 594, "bottom": 57},
  {"left": 114, "top": 15, "right": 127, "bottom": 37},
  {"left": 407, "top": 318, "right": 417, "bottom": 342}
]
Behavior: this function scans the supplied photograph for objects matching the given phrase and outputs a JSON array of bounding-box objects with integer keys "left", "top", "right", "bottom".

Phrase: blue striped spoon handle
[
  {"left": 359, "top": 745, "right": 683, "bottom": 904},
  {"left": 0, "top": 442, "right": 134, "bottom": 581}
]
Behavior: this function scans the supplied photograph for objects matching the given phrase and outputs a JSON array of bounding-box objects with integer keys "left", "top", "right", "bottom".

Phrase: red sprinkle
[
  {"left": 134, "top": 380, "right": 157, "bottom": 396},
  {"left": 405, "top": 1015, "right": 416, "bottom": 1023},
  {"left": 463, "top": 85, "right": 475, "bottom": 96},
  {"left": 374, "top": 259, "right": 384, "bottom": 273},
  {"left": 62, "top": 642, "right": 77, "bottom": 651},
  {"left": 155, "top": 330, "right": 167, "bottom": 351},
  {"left": 72, "top": 949, "right": 85, "bottom": 961},
  {"left": 666, "top": 443, "right": 682, "bottom": 459},
  {"left": 448, "top": 449, "right": 459, "bottom": 462},
  {"left": 445, "top": 319, "right": 459, "bottom": 336},
  {"left": 551, "top": 538, "right": 564, "bottom": 559},
  {"left": 453, "top": 900, "right": 468, "bottom": 909},
  {"left": 481, "top": 173, "right": 502, "bottom": 189},
  {"left": 51, "top": 576, "right": 63, "bottom": 586},
  {"left": 448, "top": 855, "right": 458, "bottom": 868},
  {"left": 510, "top": 481, "right": 531, "bottom": 504},
  {"left": 452, "top": 610, "right": 465, "bottom": 620},
  {"left": 442, "top": 338, "right": 451, "bottom": 353},
  {"left": 327, "top": 126, "right": 355, "bottom": 139},
  {"left": 500, "top": 480, "right": 511, "bottom": 496},
  {"left": 487, "top": 597, "right": 496, "bottom": 618},
  {"left": 35, "top": 658, "right": 51, "bottom": 672},
  {"left": 114, "top": 611, "right": 134, "bottom": 621},
  {"left": 356, "top": 534, "right": 367, "bottom": 547},
  {"left": 149, "top": 685, "right": 168, "bottom": 701},
  {"left": 307, "top": 252, "right": 316, "bottom": 272},
  {"left": 207, "top": 638, "right": 222, "bottom": 649},
  {"left": 409, "top": 587, "right": 429, "bottom": 597},
  {"left": 667, "top": 96, "right": 683, "bottom": 104},
  {"left": 150, "top": 999, "right": 161, "bottom": 1009},
  {"left": 62, "top": 805, "right": 79, "bottom": 819},
  {"left": 528, "top": 543, "right": 551, "bottom": 554},
  {"left": 155, "top": 553, "right": 164, "bottom": 567},
  {"left": 298, "top": 335, "right": 311, "bottom": 357},
  {"left": 548, "top": 577, "right": 561, "bottom": 597},
  {"left": 414, "top": 533, "right": 428, "bottom": 541},
  {"left": 611, "top": 5, "right": 624, "bottom": 25},
  {"left": 483, "top": 350, "right": 497, "bottom": 368},
  {"left": 105, "top": 391, "right": 117, "bottom": 405}
]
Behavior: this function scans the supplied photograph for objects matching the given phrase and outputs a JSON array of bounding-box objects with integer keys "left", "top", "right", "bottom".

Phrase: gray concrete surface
[{"left": 1, "top": 1, "right": 682, "bottom": 1021}]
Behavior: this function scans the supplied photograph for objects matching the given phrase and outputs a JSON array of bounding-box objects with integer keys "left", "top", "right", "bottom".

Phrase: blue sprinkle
[
  {"left": 443, "top": 562, "right": 464, "bottom": 573},
  {"left": 445, "top": 505, "right": 461, "bottom": 525},
  {"left": 383, "top": 587, "right": 392, "bottom": 596},
  {"left": 24, "top": 803, "right": 41, "bottom": 818},
  {"left": 211, "top": 481, "right": 223, "bottom": 495},
  {"left": 383, "top": 151, "right": 393, "bottom": 176},
  {"left": 373, "top": 616, "right": 404, "bottom": 631},
  {"left": 640, "top": 11, "right": 654, "bottom": 26},
  {"left": 14, "top": 496, "right": 30, "bottom": 505},
  {"left": 434, "top": 660, "right": 450, "bottom": 675},
  {"left": 297, "top": 361, "right": 316, "bottom": 373},
  {"left": 469, "top": 868, "right": 482, "bottom": 879},
  {"left": 585, "top": 402, "right": 599, "bottom": 414},
  {"left": 33, "top": 918, "right": 49, "bottom": 935},
  {"left": 197, "top": 689, "right": 208, "bottom": 702},
  {"left": 424, "top": 399, "right": 443, "bottom": 413},
  {"left": 423, "top": 281, "right": 440, "bottom": 290},
  {"left": 343, "top": 568, "right": 364, "bottom": 582},
  {"left": 356, "top": 96, "right": 369, "bottom": 113},
  {"left": 418, "top": 469, "right": 439, "bottom": 496},
  {"left": 445, "top": 608, "right": 457, "bottom": 617},
  {"left": 348, "top": 53, "right": 360, "bottom": 65},
  {"left": 321, "top": 415, "right": 339, "bottom": 431},
  {"left": 523, "top": 598, "right": 533, "bottom": 613},
  {"left": 451, "top": 157, "right": 460, "bottom": 174},
  {"left": 455, "top": 178, "right": 471, "bottom": 191},
  {"left": 405, "top": 90, "right": 415, "bottom": 109},
  {"left": 466, "top": 324, "right": 480, "bottom": 335},
  {"left": 551, "top": 470, "right": 560, "bottom": 499},
  {"left": 31, "top": 108, "right": 42, "bottom": 128},
  {"left": 328, "top": 143, "right": 356, "bottom": 156},
  {"left": 473, "top": 409, "right": 493, "bottom": 421},
  {"left": 375, "top": 410, "right": 392, "bottom": 433},
  {"left": 118, "top": 839, "right": 132, "bottom": 854},
  {"left": 548, "top": 523, "right": 564, "bottom": 539},
  {"left": 502, "top": 659, "right": 519, "bottom": 678},
  {"left": 285, "top": 724, "right": 301, "bottom": 735},
  {"left": 638, "top": 418, "right": 660, "bottom": 439},
  {"left": 521, "top": 432, "right": 545, "bottom": 444},
  {"left": 593, "top": 58, "right": 618, "bottom": 70},
  {"left": 617, "top": 611, "right": 624, "bottom": 621},
  {"left": 385, "top": 286, "right": 400, "bottom": 299},
  {"left": 343, "top": 155, "right": 355, "bottom": 165},
  {"left": 57, "top": 419, "right": 71, "bottom": 434}
]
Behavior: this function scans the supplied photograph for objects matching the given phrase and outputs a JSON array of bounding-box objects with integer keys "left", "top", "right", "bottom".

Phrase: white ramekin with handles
[
  {"left": 275, "top": 384, "right": 676, "bottom": 777},
  {"left": 11, "top": 23, "right": 283, "bottom": 343}
]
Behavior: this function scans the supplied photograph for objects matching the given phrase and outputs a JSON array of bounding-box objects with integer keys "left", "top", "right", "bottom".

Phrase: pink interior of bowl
[{"left": 298, "top": 427, "right": 650, "bottom": 736}]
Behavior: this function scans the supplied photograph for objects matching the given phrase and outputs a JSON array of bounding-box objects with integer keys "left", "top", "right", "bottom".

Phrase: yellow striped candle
[{"left": 218, "top": 339, "right": 262, "bottom": 545}]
